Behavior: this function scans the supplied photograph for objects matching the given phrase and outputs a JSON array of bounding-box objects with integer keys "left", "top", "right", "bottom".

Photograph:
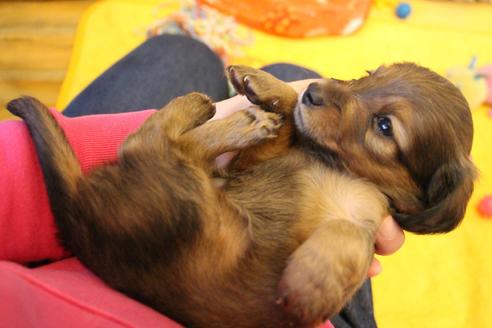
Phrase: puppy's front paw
[
  {"left": 227, "top": 65, "right": 297, "bottom": 113},
  {"left": 231, "top": 107, "right": 283, "bottom": 147}
]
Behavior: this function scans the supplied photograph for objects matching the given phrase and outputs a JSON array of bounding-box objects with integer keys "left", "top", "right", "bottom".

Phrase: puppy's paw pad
[
  {"left": 225, "top": 108, "right": 283, "bottom": 148},
  {"left": 246, "top": 108, "right": 283, "bottom": 139},
  {"left": 227, "top": 66, "right": 282, "bottom": 111}
]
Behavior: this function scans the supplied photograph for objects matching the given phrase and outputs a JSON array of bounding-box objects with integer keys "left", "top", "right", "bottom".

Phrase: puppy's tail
[{"left": 7, "top": 97, "right": 82, "bottom": 231}]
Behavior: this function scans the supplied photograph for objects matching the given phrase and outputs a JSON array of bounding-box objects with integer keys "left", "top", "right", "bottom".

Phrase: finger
[
  {"left": 212, "top": 94, "right": 251, "bottom": 120},
  {"left": 367, "top": 258, "right": 382, "bottom": 278},
  {"left": 375, "top": 216, "right": 405, "bottom": 255}
]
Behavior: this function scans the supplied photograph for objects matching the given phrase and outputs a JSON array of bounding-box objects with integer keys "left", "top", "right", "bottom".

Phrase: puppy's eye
[{"left": 375, "top": 116, "right": 393, "bottom": 137}]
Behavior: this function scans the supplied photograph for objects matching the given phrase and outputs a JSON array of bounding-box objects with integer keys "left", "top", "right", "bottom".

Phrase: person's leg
[
  {"left": 63, "top": 32, "right": 324, "bottom": 118},
  {"left": 261, "top": 63, "right": 322, "bottom": 81},
  {"left": 63, "top": 34, "right": 229, "bottom": 117},
  {"left": 331, "top": 281, "right": 378, "bottom": 328}
]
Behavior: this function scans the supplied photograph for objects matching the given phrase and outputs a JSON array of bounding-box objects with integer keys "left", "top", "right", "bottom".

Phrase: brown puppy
[{"left": 7, "top": 63, "right": 476, "bottom": 327}]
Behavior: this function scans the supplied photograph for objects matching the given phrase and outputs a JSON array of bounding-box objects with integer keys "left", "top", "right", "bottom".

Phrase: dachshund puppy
[{"left": 7, "top": 63, "right": 476, "bottom": 327}]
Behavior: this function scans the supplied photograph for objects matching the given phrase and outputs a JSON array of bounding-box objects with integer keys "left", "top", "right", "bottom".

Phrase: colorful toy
[
  {"left": 477, "top": 195, "right": 492, "bottom": 218},
  {"left": 446, "top": 57, "right": 490, "bottom": 110},
  {"left": 375, "top": 0, "right": 411, "bottom": 19},
  {"left": 198, "top": 0, "right": 372, "bottom": 38},
  {"left": 147, "top": 0, "right": 253, "bottom": 65},
  {"left": 395, "top": 2, "right": 412, "bottom": 19}
]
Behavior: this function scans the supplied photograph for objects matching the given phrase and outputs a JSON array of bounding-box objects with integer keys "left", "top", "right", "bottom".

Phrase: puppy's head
[{"left": 295, "top": 63, "right": 477, "bottom": 234}]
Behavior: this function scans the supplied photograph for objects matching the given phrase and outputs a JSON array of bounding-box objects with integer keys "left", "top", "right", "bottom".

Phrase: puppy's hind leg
[
  {"left": 122, "top": 92, "right": 217, "bottom": 156},
  {"left": 124, "top": 90, "right": 283, "bottom": 172}
]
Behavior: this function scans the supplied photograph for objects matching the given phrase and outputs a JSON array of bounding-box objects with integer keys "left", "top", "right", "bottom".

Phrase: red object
[
  {"left": 0, "top": 109, "right": 155, "bottom": 263},
  {"left": 0, "top": 110, "right": 334, "bottom": 327},
  {"left": 199, "top": 0, "right": 372, "bottom": 37},
  {"left": 477, "top": 195, "right": 492, "bottom": 218},
  {"left": 0, "top": 259, "right": 181, "bottom": 328}
]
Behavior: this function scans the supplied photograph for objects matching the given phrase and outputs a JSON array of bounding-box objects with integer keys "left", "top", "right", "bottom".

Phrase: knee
[{"left": 142, "top": 34, "right": 220, "bottom": 63}]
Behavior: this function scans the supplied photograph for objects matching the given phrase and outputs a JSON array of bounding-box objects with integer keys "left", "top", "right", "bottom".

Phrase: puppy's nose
[{"left": 302, "top": 82, "right": 324, "bottom": 107}]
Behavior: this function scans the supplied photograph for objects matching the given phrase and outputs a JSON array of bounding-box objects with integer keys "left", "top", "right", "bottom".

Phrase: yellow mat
[{"left": 57, "top": 1, "right": 492, "bottom": 327}]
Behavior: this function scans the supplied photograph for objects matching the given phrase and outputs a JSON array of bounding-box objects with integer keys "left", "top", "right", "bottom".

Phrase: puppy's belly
[
  {"left": 165, "top": 153, "right": 388, "bottom": 327},
  {"left": 228, "top": 155, "right": 387, "bottom": 244}
]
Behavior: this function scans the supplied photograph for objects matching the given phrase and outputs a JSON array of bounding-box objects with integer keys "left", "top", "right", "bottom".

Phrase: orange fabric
[{"left": 199, "top": 0, "right": 372, "bottom": 37}]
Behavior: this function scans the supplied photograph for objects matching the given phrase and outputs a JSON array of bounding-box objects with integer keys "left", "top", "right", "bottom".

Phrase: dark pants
[{"left": 63, "top": 34, "right": 377, "bottom": 328}]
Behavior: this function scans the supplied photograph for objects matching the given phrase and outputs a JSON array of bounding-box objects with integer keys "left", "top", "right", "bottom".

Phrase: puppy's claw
[
  {"left": 242, "top": 75, "right": 262, "bottom": 106},
  {"left": 244, "top": 109, "right": 283, "bottom": 139},
  {"left": 228, "top": 67, "right": 245, "bottom": 95},
  {"left": 227, "top": 65, "right": 294, "bottom": 114}
]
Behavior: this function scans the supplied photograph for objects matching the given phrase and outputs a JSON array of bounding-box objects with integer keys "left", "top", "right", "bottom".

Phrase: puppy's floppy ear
[{"left": 394, "top": 156, "right": 477, "bottom": 234}]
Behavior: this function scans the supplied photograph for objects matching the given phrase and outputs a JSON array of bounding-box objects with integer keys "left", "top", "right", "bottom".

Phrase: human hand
[{"left": 368, "top": 216, "right": 405, "bottom": 277}]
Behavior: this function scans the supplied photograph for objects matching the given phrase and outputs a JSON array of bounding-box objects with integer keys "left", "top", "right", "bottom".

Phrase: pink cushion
[
  {"left": 0, "top": 258, "right": 334, "bottom": 327},
  {"left": 0, "top": 258, "right": 181, "bottom": 327}
]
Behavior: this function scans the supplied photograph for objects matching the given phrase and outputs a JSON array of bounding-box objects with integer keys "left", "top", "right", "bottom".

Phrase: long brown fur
[{"left": 7, "top": 63, "right": 476, "bottom": 327}]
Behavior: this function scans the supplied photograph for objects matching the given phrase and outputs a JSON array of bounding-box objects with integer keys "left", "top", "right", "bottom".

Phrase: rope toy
[{"left": 147, "top": 0, "right": 253, "bottom": 65}]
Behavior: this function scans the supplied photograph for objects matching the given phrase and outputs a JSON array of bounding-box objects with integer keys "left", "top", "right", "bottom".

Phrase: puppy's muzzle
[{"left": 302, "top": 82, "right": 325, "bottom": 107}]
